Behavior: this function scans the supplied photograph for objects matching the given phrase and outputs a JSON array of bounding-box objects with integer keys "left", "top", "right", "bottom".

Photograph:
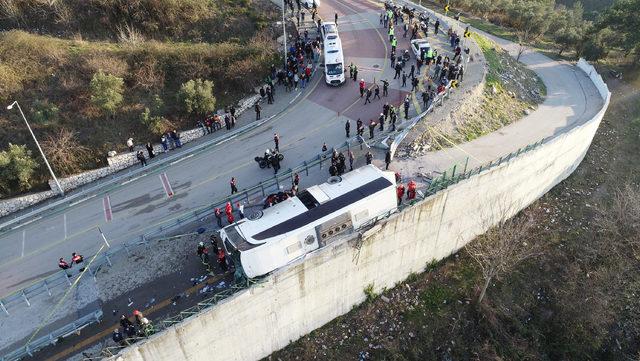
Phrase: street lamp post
[
  {"left": 282, "top": 0, "right": 287, "bottom": 68},
  {"left": 6, "top": 100, "right": 65, "bottom": 196}
]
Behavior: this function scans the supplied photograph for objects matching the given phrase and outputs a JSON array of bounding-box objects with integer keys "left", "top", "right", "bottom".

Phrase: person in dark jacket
[{"left": 385, "top": 150, "right": 392, "bottom": 170}]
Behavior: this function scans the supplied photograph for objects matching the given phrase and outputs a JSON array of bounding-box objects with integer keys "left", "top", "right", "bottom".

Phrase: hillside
[{"left": 0, "top": 0, "right": 280, "bottom": 197}]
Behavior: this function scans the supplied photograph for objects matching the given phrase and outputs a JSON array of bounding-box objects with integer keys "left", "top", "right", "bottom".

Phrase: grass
[{"left": 0, "top": 0, "right": 280, "bottom": 197}]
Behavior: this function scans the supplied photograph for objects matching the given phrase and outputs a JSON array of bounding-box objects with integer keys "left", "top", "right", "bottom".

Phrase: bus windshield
[{"left": 326, "top": 63, "right": 343, "bottom": 76}]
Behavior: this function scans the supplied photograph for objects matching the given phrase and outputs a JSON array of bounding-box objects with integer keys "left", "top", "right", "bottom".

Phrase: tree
[
  {"left": 466, "top": 207, "right": 544, "bottom": 305},
  {"left": 178, "top": 78, "right": 216, "bottom": 116},
  {"left": 595, "top": 0, "right": 640, "bottom": 60},
  {"left": 507, "top": 0, "right": 554, "bottom": 61},
  {"left": 0, "top": 143, "right": 38, "bottom": 195},
  {"left": 90, "top": 71, "right": 124, "bottom": 116},
  {"left": 553, "top": 3, "right": 588, "bottom": 56},
  {"left": 41, "top": 129, "right": 91, "bottom": 176}
]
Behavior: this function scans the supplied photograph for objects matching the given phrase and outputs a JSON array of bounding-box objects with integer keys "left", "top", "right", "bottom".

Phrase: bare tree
[
  {"left": 466, "top": 206, "right": 544, "bottom": 305},
  {"left": 41, "top": 129, "right": 91, "bottom": 176}
]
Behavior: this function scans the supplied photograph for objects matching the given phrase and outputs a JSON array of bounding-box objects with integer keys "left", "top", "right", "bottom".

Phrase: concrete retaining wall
[{"left": 110, "top": 60, "right": 610, "bottom": 361}]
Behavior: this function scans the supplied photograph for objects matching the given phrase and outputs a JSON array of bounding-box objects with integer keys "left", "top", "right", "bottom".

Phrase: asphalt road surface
[{"left": 0, "top": 0, "right": 417, "bottom": 297}]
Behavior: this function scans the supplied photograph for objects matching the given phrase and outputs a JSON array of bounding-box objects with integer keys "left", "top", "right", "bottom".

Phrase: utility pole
[
  {"left": 6, "top": 100, "right": 64, "bottom": 196},
  {"left": 282, "top": 0, "right": 287, "bottom": 68}
]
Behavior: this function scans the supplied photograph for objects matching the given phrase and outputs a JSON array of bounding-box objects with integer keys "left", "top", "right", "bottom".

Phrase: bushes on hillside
[
  {"left": 0, "top": 144, "right": 38, "bottom": 195},
  {"left": 30, "top": 99, "right": 59, "bottom": 124},
  {"left": 90, "top": 71, "right": 124, "bottom": 116},
  {"left": 178, "top": 79, "right": 216, "bottom": 116}
]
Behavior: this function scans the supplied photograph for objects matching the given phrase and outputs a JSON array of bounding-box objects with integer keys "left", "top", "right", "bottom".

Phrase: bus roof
[{"left": 228, "top": 166, "right": 392, "bottom": 247}]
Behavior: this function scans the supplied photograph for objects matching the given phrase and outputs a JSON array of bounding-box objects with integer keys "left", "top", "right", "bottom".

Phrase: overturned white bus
[{"left": 219, "top": 165, "right": 397, "bottom": 278}]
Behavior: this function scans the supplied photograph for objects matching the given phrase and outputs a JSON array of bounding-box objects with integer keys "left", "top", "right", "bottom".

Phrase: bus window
[{"left": 326, "top": 63, "right": 343, "bottom": 76}]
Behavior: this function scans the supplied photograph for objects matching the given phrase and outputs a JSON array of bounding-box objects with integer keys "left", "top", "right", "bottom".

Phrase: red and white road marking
[
  {"left": 159, "top": 173, "right": 174, "bottom": 198},
  {"left": 103, "top": 195, "right": 113, "bottom": 222}
]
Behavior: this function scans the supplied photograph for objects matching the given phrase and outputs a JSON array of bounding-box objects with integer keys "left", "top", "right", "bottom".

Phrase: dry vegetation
[{"left": 0, "top": 0, "right": 280, "bottom": 196}]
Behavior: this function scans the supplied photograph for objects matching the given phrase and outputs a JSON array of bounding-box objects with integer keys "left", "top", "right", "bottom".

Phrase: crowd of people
[{"left": 111, "top": 310, "right": 154, "bottom": 346}]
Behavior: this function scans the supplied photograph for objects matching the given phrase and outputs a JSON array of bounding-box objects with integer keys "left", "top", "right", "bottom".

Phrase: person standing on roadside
[
  {"left": 364, "top": 88, "right": 372, "bottom": 104},
  {"left": 404, "top": 96, "right": 410, "bottom": 119},
  {"left": 126, "top": 138, "right": 134, "bottom": 152},
  {"left": 136, "top": 150, "right": 146, "bottom": 167},
  {"left": 359, "top": 79, "right": 366, "bottom": 97},
  {"left": 255, "top": 103, "right": 261, "bottom": 120},
  {"left": 382, "top": 79, "right": 389, "bottom": 96},
  {"left": 273, "top": 133, "right": 280, "bottom": 152},
  {"left": 365, "top": 151, "right": 373, "bottom": 165},
  {"left": 348, "top": 150, "right": 355, "bottom": 171},
  {"left": 368, "top": 119, "right": 376, "bottom": 139},
  {"left": 385, "top": 150, "right": 392, "bottom": 170},
  {"left": 214, "top": 208, "right": 222, "bottom": 227},
  {"left": 230, "top": 177, "right": 238, "bottom": 194},
  {"left": 345, "top": 119, "right": 350, "bottom": 137}
]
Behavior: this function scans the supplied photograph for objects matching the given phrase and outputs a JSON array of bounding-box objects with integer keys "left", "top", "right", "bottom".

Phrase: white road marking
[
  {"left": 289, "top": 92, "right": 302, "bottom": 104},
  {"left": 11, "top": 216, "right": 42, "bottom": 230},
  {"left": 121, "top": 174, "right": 145, "bottom": 186},
  {"left": 63, "top": 213, "right": 68, "bottom": 239},
  {"left": 169, "top": 153, "right": 194, "bottom": 166},
  {"left": 68, "top": 194, "right": 97, "bottom": 207},
  {"left": 21, "top": 230, "right": 25, "bottom": 258}
]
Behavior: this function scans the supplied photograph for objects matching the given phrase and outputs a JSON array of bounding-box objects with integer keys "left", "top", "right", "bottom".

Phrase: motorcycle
[{"left": 254, "top": 152, "right": 285, "bottom": 169}]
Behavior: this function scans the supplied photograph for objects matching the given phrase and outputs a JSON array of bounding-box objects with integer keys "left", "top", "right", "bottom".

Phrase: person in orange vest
[
  {"left": 359, "top": 79, "right": 366, "bottom": 97},
  {"left": 227, "top": 212, "right": 235, "bottom": 224},
  {"left": 407, "top": 180, "right": 417, "bottom": 200},
  {"left": 396, "top": 184, "right": 405, "bottom": 205},
  {"left": 225, "top": 201, "right": 233, "bottom": 216}
]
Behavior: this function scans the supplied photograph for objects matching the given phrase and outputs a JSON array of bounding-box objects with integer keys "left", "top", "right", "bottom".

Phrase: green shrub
[
  {"left": 90, "top": 71, "right": 124, "bottom": 115},
  {"left": 178, "top": 78, "right": 216, "bottom": 116},
  {"left": 30, "top": 99, "right": 59, "bottom": 124},
  {"left": 364, "top": 283, "right": 377, "bottom": 302},
  {"left": 140, "top": 107, "right": 171, "bottom": 135},
  {"left": 0, "top": 144, "right": 38, "bottom": 195}
]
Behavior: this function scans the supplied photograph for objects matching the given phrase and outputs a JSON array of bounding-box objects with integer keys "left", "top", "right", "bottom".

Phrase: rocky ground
[{"left": 402, "top": 34, "right": 545, "bottom": 157}]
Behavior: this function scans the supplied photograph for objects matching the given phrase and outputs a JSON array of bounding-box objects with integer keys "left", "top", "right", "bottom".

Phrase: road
[{"left": 0, "top": 0, "right": 424, "bottom": 298}]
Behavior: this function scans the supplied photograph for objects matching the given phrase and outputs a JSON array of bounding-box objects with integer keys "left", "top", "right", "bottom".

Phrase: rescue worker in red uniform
[
  {"left": 396, "top": 184, "right": 405, "bottom": 206},
  {"left": 407, "top": 180, "right": 417, "bottom": 200}
]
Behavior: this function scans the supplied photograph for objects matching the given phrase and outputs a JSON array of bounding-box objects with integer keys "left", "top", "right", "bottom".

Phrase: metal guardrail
[
  {"left": 0, "top": 310, "right": 103, "bottom": 361},
  {"left": 84, "top": 281, "right": 258, "bottom": 360},
  {"left": 84, "top": 134, "right": 549, "bottom": 360}
]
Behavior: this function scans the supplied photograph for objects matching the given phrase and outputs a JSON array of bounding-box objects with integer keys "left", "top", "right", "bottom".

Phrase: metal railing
[
  {"left": 0, "top": 310, "right": 103, "bottom": 361},
  {"left": 84, "top": 281, "right": 259, "bottom": 360}
]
